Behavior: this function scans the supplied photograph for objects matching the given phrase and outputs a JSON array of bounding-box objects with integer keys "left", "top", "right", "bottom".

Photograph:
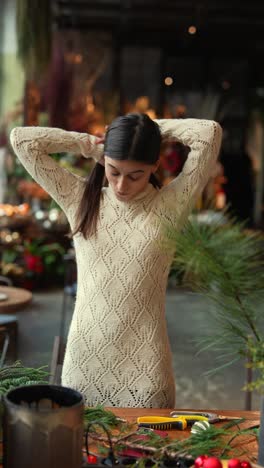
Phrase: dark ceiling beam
[
  {"left": 54, "top": 0, "right": 264, "bottom": 20},
  {"left": 54, "top": 11, "right": 264, "bottom": 28},
  {"left": 54, "top": 13, "right": 264, "bottom": 28},
  {"left": 53, "top": 0, "right": 264, "bottom": 57}
]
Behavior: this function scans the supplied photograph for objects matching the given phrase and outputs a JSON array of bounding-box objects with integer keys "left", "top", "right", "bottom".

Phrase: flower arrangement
[{"left": 0, "top": 239, "right": 66, "bottom": 290}]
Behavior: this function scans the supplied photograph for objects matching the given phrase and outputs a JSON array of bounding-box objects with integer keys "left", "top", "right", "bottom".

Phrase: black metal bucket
[{"left": 3, "top": 384, "right": 84, "bottom": 468}]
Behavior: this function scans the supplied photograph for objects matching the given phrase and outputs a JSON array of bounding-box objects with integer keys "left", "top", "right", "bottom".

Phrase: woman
[{"left": 10, "top": 113, "right": 222, "bottom": 408}]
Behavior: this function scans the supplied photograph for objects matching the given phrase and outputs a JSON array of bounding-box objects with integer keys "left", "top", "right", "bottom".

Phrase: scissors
[{"left": 169, "top": 410, "right": 243, "bottom": 424}]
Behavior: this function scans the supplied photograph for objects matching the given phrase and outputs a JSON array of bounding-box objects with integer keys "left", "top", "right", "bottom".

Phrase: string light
[
  {"left": 86, "top": 96, "right": 95, "bottom": 113},
  {"left": 188, "top": 25, "right": 197, "bottom": 35},
  {"left": 164, "top": 77, "right": 173, "bottom": 86},
  {"left": 75, "top": 54, "right": 83, "bottom": 64},
  {"left": 87, "top": 103, "right": 95, "bottom": 112},
  {"left": 43, "top": 220, "right": 52, "bottom": 229},
  {"left": 35, "top": 210, "right": 45, "bottom": 220},
  {"left": 49, "top": 209, "right": 59, "bottom": 222}
]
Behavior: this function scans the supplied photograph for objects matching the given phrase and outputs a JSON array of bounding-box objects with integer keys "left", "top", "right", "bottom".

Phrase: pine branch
[
  {"left": 0, "top": 362, "right": 49, "bottom": 395},
  {"left": 224, "top": 269, "right": 261, "bottom": 342},
  {"left": 168, "top": 215, "right": 264, "bottom": 384},
  {"left": 83, "top": 406, "right": 123, "bottom": 429},
  {"left": 89, "top": 421, "right": 258, "bottom": 462},
  {"left": 89, "top": 432, "right": 158, "bottom": 454}
]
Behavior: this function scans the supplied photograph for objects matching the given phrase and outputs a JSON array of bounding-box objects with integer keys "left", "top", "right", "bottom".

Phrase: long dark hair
[{"left": 73, "top": 113, "right": 162, "bottom": 239}]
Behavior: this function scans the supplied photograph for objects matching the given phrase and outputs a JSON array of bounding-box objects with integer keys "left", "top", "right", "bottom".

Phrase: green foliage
[
  {"left": 169, "top": 216, "right": 264, "bottom": 388},
  {"left": 1, "top": 249, "right": 18, "bottom": 264},
  {"left": 163, "top": 421, "right": 258, "bottom": 460},
  {"left": 24, "top": 239, "right": 65, "bottom": 276},
  {"left": 86, "top": 411, "right": 257, "bottom": 462},
  {"left": 0, "top": 362, "right": 49, "bottom": 396},
  {"left": 16, "top": 0, "right": 52, "bottom": 77},
  {"left": 83, "top": 405, "right": 121, "bottom": 430},
  {"left": 0, "top": 239, "right": 66, "bottom": 286},
  {"left": 25, "top": 240, "right": 64, "bottom": 257},
  {"left": 244, "top": 338, "right": 264, "bottom": 392}
]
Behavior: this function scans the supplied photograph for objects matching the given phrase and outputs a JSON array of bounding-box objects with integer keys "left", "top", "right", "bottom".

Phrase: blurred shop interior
[{"left": 0, "top": 0, "right": 264, "bottom": 291}]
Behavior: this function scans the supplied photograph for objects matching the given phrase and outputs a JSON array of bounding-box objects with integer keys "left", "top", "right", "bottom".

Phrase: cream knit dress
[{"left": 10, "top": 118, "right": 222, "bottom": 408}]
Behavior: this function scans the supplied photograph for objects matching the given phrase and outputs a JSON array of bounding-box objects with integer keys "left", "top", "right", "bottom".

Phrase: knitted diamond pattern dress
[{"left": 10, "top": 118, "right": 222, "bottom": 407}]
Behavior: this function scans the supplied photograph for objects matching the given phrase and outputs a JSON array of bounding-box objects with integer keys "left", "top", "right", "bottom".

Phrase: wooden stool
[{"left": 0, "top": 314, "right": 18, "bottom": 366}]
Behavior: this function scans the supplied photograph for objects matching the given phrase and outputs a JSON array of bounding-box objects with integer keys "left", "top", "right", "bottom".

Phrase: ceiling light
[
  {"left": 164, "top": 77, "right": 173, "bottom": 86},
  {"left": 188, "top": 25, "right": 197, "bottom": 35}
]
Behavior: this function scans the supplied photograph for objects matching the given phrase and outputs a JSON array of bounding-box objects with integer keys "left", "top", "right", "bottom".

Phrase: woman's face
[{"left": 104, "top": 156, "right": 159, "bottom": 202}]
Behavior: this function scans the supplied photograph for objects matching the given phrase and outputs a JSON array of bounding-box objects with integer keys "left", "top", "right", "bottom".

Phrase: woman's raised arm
[
  {"left": 10, "top": 126, "right": 104, "bottom": 214},
  {"left": 155, "top": 118, "right": 222, "bottom": 225}
]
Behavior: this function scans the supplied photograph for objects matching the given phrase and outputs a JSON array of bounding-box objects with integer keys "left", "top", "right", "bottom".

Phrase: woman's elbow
[
  {"left": 9, "top": 127, "right": 20, "bottom": 151},
  {"left": 10, "top": 127, "right": 33, "bottom": 152}
]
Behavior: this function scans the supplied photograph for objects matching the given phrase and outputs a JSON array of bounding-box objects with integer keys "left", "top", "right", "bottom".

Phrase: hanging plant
[{"left": 16, "top": 0, "right": 52, "bottom": 77}]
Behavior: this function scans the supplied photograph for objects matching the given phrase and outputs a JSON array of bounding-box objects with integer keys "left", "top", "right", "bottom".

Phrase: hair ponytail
[
  {"left": 72, "top": 163, "right": 105, "bottom": 239},
  {"left": 149, "top": 173, "right": 162, "bottom": 189}
]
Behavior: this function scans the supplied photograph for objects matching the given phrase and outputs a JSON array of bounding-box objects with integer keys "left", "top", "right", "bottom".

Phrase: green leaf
[
  {"left": 2, "top": 250, "right": 18, "bottom": 263},
  {"left": 43, "top": 254, "right": 56, "bottom": 265}
]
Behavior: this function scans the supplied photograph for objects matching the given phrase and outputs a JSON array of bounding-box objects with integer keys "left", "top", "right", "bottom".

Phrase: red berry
[
  {"left": 203, "top": 457, "right": 223, "bottom": 468},
  {"left": 240, "top": 462, "right": 252, "bottom": 468},
  {"left": 195, "top": 455, "right": 209, "bottom": 468},
  {"left": 87, "top": 454, "right": 98, "bottom": 464},
  {"left": 228, "top": 459, "right": 241, "bottom": 468}
]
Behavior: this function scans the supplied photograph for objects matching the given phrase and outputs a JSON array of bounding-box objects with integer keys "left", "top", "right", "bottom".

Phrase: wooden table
[
  {"left": 0, "top": 408, "right": 260, "bottom": 467},
  {"left": 0, "top": 286, "right": 32, "bottom": 313},
  {"left": 109, "top": 408, "right": 260, "bottom": 461}
]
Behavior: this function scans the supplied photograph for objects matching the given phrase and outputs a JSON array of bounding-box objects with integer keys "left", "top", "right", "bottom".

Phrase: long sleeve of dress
[
  {"left": 10, "top": 126, "right": 104, "bottom": 214},
  {"left": 155, "top": 118, "right": 222, "bottom": 225}
]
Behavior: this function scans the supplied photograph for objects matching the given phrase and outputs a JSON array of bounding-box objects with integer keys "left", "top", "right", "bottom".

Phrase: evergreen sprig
[
  {"left": 168, "top": 216, "right": 264, "bottom": 385},
  {"left": 0, "top": 362, "right": 49, "bottom": 395},
  {"left": 162, "top": 422, "right": 258, "bottom": 460},
  {"left": 88, "top": 415, "right": 258, "bottom": 463},
  {"left": 83, "top": 405, "right": 122, "bottom": 429}
]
